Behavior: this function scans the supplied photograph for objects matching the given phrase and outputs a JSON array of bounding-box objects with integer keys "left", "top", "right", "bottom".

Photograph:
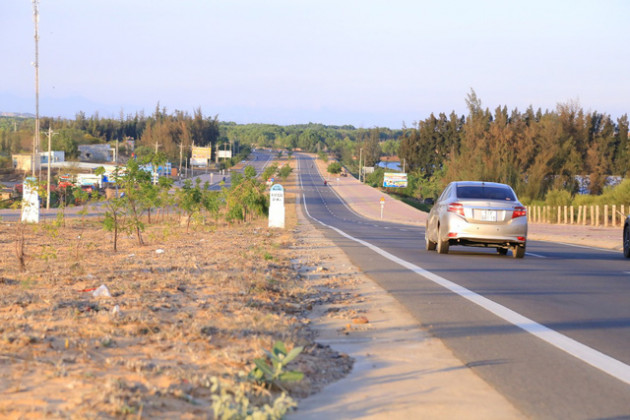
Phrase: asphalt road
[
  {"left": 296, "top": 154, "right": 630, "bottom": 419},
  {"left": 187, "top": 149, "right": 274, "bottom": 190}
]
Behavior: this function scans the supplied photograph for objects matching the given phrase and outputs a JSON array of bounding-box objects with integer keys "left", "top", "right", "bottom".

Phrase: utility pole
[
  {"left": 153, "top": 140, "right": 161, "bottom": 182},
  {"left": 115, "top": 138, "right": 119, "bottom": 198},
  {"left": 44, "top": 127, "right": 58, "bottom": 210},
  {"left": 179, "top": 141, "right": 183, "bottom": 178},
  {"left": 46, "top": 127, "right": 52, "bottom": 210},
  {"left": 359, "top": 148, "right": 363, "bottom": 183},
  {"left": 32, "top": 0, "right": 40, "bottom": 178}
]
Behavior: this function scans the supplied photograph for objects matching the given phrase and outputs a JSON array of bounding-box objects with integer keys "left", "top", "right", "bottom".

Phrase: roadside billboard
[
  {"left": 217, "top": 150, "right": 232, "bottom": 159},
  {"left": 192, "top": 146, "right": 212, "bottom": 159},
  {"left": 383, "top": 172, "right": 408, "bottom": 188},
  {"left": 191, "top": 146, "right": 212, "bottom": 166}
]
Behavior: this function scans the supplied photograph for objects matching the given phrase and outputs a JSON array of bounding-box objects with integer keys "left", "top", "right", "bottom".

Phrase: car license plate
[{"left": 479, "top": 210, "right": 497, "bottom": 222}]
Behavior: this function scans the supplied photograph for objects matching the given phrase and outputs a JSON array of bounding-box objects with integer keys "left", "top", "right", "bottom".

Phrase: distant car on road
[{"left": 425, "top": 181, "right": 528, "bottom": 258}]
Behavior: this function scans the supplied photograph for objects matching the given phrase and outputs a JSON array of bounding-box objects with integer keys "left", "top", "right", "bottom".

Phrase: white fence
[{"left": 527, "top": 205, "right": 629, "bottom": 227}]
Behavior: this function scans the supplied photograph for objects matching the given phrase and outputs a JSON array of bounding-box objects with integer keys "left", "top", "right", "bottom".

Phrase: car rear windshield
[{"left": 456, "top": 185, "right": 516, "bottom": 201}]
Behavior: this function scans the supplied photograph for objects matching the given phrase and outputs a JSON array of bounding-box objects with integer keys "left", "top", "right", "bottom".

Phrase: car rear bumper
[{"left": 443, "top": 214, "right": 527, "bottom": 246}]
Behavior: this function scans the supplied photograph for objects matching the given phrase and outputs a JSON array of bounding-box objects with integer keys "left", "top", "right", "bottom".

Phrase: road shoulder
[{"left": 290, "top": 199, "right": 525, "bottom": 419}]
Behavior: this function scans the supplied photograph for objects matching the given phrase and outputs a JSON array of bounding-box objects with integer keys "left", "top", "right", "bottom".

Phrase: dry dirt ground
[{"left": 0, "top": 181, "right": 363, "bottom": 418}]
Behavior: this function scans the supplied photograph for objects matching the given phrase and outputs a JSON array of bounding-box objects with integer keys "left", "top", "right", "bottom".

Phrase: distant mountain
[
  {"left": 0, "top": 112, "right": 35, "bottom": 118},
  {"left": 0, "top": 91, "right": 138, "bottom": 120}
]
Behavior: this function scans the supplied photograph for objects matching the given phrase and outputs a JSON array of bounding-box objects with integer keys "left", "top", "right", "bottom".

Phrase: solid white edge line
[
  {"left": 300, "top": 190, "right": 630, "bottom": 386},
  {"left": 525, "top": 252, "right": 547, "bottom": 258}
]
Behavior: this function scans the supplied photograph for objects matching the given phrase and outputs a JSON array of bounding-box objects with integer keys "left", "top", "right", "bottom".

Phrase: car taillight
[
  {"left": 512, "top": 206, "right": 526, "bottom": 219},
  {"left": 448, "top": 202, "right": 465, "bottom": 216}
]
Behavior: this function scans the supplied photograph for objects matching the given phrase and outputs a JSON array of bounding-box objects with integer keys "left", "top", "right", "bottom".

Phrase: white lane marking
[
  {"left": 302, "top": 193, "right": 630, "bottom": 386},
  {"left": 526, "top": 252, "right": 547, "bottom": 258}
]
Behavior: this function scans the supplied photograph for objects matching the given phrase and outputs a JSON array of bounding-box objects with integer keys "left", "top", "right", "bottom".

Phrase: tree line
[
  {"left": 3, "top": 92, "right": 628, "bottom": 202},
  {"left": 399, "top": 91, "right": 629, "bottom": 201},
  {"left": 0, "top": 104, "right": 220, "bottom": 164}
]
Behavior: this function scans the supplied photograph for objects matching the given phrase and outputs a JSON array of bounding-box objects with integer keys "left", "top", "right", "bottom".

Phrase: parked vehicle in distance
[
  {"left": 425, "top": 181, "right": 528, "bottom": 258},
  {"left": 623, "top": 216, "right": 630, "bottom": 258}
]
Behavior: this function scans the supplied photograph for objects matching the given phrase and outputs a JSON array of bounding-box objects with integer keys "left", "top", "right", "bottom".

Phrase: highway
[
  {"left": 296, "top": 153, "right": 630, "bottom": 419},
  {"left": 189, "top": 149, "right": 275, "bottom": 190}
]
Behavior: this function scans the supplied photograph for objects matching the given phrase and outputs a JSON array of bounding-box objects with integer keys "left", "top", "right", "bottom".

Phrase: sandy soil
[{"left": 0, "top": 173, "right": 357, "bottom": 418}]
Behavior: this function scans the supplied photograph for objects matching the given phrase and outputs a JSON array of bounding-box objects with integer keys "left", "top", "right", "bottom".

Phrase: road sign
[{"left": 383, "top": 172, "right": 408, "bottom": 188}]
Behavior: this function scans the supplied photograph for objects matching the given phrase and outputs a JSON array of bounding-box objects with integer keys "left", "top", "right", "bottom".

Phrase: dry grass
[{"left": 0, "top": 165, "right": 354, "bottom": 418}]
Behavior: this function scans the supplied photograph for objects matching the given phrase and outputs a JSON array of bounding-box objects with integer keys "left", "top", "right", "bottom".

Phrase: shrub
[
  {"left": 0, "top": 156, "right": 11, "bottom": 169},
  {"left": 573, "top": 194, "right": 598, "bottom": 207},
  {"left": 544, "top": 189, "right": 573, "bottom": 206},
  {"left": 364, "top": 167, "right": 385, "bottom": 188},
  {"left": 606, "top": 179, "right": 630, "bottom": 205},
  {"left": 327, "top": 162, "right": 342, "bottom": 174},
  {"left": 262, "top": 163, "right": 279, "bottom": 182},
  {"left": 278, "top": 164, "right": 292, "bottom": 180}
]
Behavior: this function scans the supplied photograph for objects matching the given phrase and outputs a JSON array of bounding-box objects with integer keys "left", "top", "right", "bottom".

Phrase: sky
[{"left": 1, "top": 0, "right": 628, "bottom": 129}]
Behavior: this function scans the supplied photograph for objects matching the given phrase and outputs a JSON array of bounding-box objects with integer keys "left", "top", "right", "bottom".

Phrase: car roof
[{"left": 451, "top": 181, "right": 513, "bottom": 189}]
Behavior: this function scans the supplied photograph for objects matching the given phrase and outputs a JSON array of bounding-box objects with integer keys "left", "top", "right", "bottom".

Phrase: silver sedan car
[{"left": 425, "top": 181, "right": 527, "bottom": 258}]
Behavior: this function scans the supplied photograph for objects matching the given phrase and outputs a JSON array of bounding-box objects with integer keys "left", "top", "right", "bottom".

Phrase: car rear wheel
[
  {"left": 436, "top": 228, "right": 449, "bottom": 254},
  {"left": 496, "top": 248, "right": 508, "bottom": 255},
  {"left": 624, "top": 225, "right": 630, "bottom": 258},
  {"left": 512, "top": 245, "right": 525, "bottom": 259},
  {"left": 425, "top": 235, "right": 437, "bottom": 251}
]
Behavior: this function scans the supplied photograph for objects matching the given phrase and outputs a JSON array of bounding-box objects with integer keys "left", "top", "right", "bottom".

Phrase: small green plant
[
  {"left": 249, "top": 341, "right": 304, "bottom": 391},
  {"left": 210, "top": 376, "right": 297, "bottom": 420},
  {"left": 41, "top": 220, "right": 60, "bottom": 238},
  {"left": 103, "top": 195, "right": 125, "bottom": 252},
  {"left": 176, "top": 178, "right": 204, "bottom": 232},
  {"left": 39, "top": 244, "right": 57, "bottom": 262}
]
